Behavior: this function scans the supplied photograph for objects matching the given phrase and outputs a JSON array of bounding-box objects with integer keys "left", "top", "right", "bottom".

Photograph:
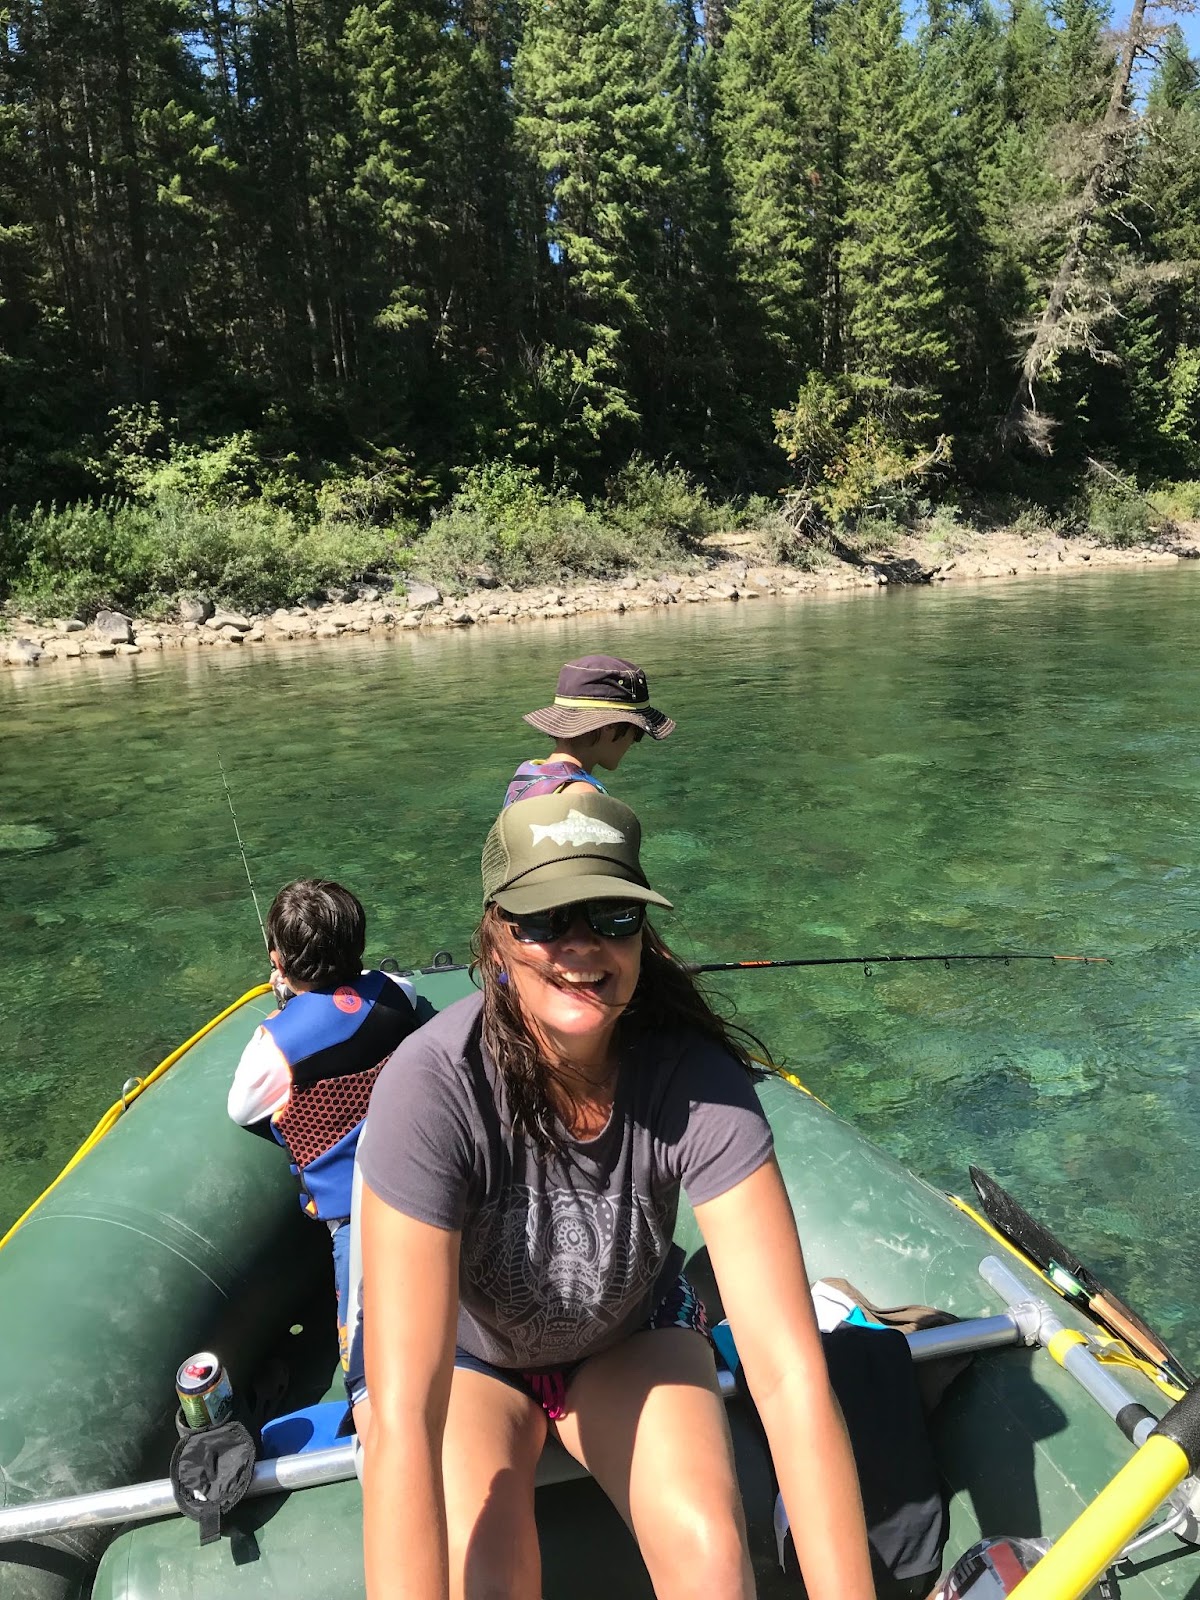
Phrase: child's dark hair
[{"left": 267, "top": 879, "right": 366, "bottom": 988}]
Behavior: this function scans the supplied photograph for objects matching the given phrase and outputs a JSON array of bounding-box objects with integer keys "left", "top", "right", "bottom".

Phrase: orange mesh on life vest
[{"left": 276, "top": 1061, "right": 383, "bottom": 1170}]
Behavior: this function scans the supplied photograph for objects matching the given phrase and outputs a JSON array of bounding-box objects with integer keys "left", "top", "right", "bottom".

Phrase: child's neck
[{"left": 547, "top": 741, "right": 594, "bottom": 773}]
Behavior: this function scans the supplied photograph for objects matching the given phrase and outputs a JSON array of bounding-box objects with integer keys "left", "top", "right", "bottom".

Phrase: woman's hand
[
  {"left": 696, "top": 1157, "right": 877, "bottom": 1600},
  {"left": 360, "top": 1180, "right": 460, "bottom": 1600}
]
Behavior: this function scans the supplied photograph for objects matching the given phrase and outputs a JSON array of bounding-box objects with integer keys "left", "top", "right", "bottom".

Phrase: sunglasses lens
[
  {"left": 589, "top": 902, "right": 645, "bottom": 938},
  {"left": 502, "top": 902, "right": 646, "bottom": 942},
  {"left": 505, "top": 909, "right": 565, "bottom": 943}
]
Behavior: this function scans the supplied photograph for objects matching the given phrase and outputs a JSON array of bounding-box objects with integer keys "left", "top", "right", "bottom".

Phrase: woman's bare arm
[
  {"left": 360, "top": 1179, "right": 460, "bottom": 1600},
  {"left": 695, "top": 1157, "right": 876, "bottom": 1600}
]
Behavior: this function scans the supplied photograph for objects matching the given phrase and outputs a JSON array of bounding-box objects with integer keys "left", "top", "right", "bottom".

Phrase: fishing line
[
  {"left": 217, "top": 752, "right": 268, "bottom": 952},
  {"left": 396, "top": 950, "right": 1110, "bottom": 977},
  {"left": 698, "top": 952, "right": 1111, "bottom": 975}
]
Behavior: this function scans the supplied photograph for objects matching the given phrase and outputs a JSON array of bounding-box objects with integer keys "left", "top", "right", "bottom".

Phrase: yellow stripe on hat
[{"left": 553, "top": 694, "right": 650, "bottom": 710}]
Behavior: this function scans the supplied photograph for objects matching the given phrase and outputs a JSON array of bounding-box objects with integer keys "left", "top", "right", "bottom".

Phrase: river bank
[{"left": 2, "top": 522, "right": 1195, "bottom": 670}]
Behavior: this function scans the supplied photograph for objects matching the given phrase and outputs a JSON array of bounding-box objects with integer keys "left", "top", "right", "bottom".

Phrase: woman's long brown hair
[{"left": 472, "top": 906, "right": 773, "bottom": 1158}]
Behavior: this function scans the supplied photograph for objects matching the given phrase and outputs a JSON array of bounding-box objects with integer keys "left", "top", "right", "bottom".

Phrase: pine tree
[
  {"left": 833, "top": 0, "right": 956, "bottom": 419},
  {"left": 1048, "top": 0, "right": 1111, "bottom": 123},
  {"left": 1147, "top": 24, "right": 1198, "bottom": 115},
  {"left": 1001, "top": 0, "right": 1059, "bottom": 128},
  {"left": 512, "top": 0, "right": 701, "bottom": 469},
  {"left": 919, "top": 0, "right": 1013, "bottom": 431},
  {"left": 712, "top": 0, "right": 827, "bottom": 396}
]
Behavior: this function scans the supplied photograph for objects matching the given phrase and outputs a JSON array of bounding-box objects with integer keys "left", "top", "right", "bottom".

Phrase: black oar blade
[
  {"left": 968, "top": 1166, "right": 1090, "bottom": 1283},
  {"left": 968, "top": 1165, "right": 1195, "bottom": 1388}
]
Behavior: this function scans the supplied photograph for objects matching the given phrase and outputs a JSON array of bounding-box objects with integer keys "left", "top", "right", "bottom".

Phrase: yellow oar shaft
[{"left": 1008, "top": 1435, "right": 1189, "bottom": 1600}]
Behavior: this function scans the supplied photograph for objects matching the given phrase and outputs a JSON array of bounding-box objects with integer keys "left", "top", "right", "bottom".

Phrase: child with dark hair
[
  {"left": 228, "top": 878, "right": 420, "bottom": 1380},
  {"left": 503, "top": 654, "right": 675, "bottom": 808}
]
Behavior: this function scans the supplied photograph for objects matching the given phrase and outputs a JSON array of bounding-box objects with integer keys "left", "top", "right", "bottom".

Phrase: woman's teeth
[{"left": 562, "top": 971, "right": 606, "bottom": 985}]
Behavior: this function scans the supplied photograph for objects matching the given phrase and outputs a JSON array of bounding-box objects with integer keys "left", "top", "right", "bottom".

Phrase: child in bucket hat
[{"left": 503, "top": 654, "right": 675, "bottom": 808}]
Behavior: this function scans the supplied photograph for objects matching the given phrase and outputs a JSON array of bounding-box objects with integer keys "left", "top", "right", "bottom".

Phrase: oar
[
  {"left": 980, "top": 1256, "right": 1200, "bottom": 1600},
  {"left": 970, "top": 1166, "right": 1194, "bottom": 1389},
  {"left": 1005, "top": 1357, "right": 1200, "bottom": 1600},
  {"left": 400, "top": 951, "right": 1111, "bottom": 977},
  {"left": 0, "top": 1316, "right": 1025, "bottom": 1543}
]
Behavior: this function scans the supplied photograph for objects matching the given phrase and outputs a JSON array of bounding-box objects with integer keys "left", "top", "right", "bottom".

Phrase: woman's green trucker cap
[{"left": 482, "top": 790, "right": 674, "bottom": 916}]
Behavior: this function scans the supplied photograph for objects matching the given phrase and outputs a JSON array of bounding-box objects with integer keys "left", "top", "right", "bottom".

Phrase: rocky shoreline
[{"left": 1, "top": 527, "right": 1193, "bottom": 671}]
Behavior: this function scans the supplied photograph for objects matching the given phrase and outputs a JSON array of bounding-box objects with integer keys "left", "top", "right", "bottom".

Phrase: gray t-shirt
[{"left": 357, "top": 991, "right": 773, "bottom": 1370}]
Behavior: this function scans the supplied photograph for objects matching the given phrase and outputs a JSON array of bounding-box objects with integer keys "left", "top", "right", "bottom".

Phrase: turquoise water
[{"left": 3, "top": 570, "right": 1199, "bottom": 1359}]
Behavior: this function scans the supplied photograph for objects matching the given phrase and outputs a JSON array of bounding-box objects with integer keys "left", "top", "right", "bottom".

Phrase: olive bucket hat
[
  {"left": 482, "top": 789, "right": 674, "bottom": 915},
  {"left": 523, "top": 655, "right": 676, "bottom": 741}
]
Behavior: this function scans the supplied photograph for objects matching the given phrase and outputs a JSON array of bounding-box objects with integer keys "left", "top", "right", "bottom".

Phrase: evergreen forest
[{"left": 2, "top": 0, "right": 1200, "bottom": 614}]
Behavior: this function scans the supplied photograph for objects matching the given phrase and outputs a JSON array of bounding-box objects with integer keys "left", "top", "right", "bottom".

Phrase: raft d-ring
[
  {"left": 863, "top": 963, "right": 873, "bottom": 977},
  {"left": 432, "top": 950, "right": 455, "bottom": 968},
  {"left": 120, "top": 1076, "right": 144, "bottom": 1111}
]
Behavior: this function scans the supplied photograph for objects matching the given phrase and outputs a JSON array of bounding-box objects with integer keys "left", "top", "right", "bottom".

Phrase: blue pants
[{"left": 329, "top": 1218, "right": 351, "bottom": 1378}]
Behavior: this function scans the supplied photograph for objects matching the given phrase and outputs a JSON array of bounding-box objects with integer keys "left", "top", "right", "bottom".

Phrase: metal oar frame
[
  {"left": 0, "top": 1315, "right": 1024, "bottom": 1544},
  {"left": 980, "top": 1255, "right": 1200, "bottom": 1600}
]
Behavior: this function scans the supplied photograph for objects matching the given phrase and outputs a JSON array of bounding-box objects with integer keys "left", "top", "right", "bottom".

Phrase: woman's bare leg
[
  {"left": 553, "top": 1329, "right": 754, "bottom": 1600},
  {"left": 441, "top": 1366, "right": 548, "bottom": 1600}
]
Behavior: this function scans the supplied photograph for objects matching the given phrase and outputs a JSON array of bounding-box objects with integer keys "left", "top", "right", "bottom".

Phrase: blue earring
[{"left": 498, "top": 969, "right": 509, "bottom": 986}]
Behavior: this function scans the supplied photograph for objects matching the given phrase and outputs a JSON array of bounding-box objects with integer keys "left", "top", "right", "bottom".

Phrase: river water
[{"left": 3, "top": 570, "right": 1198, "bottom": 1358}]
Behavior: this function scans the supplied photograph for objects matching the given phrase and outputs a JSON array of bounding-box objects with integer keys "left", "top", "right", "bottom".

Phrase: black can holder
[{"left": 169, "top": 1417, "right": 258, "bottom": 1545}]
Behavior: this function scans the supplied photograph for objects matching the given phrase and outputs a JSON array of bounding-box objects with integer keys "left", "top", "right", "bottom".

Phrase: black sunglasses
[{"left": 501, "top": 900, "right": 647, "bottom": 944}]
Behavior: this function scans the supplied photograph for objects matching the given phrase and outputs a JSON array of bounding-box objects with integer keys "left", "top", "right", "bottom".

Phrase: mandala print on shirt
[{"left": 461, "top": 1183, "right": 673, "bottom": 1366}]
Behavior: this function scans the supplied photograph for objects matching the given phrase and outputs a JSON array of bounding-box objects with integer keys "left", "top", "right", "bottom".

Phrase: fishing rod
[
  {"left": 217, "top": 751, "right": 269, "bottom": 953},
  {"left": 399, "top": 951, "right": 1110, "bottom": 977},
  {"left": 699, "top": 952, "right": 1111, "bottom": 975}
]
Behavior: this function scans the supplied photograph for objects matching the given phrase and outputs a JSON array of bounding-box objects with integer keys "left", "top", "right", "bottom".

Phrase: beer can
[{"left": 175, "top": 1351, "right": 234, "bottom": 1428}]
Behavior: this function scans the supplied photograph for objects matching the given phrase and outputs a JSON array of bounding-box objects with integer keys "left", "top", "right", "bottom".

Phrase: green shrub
[
  {"left": 316, "top": 447, "right": 440, "bottom": 526},
  {"left": 756, "top": 510, "right": 834, "bottom": 570},
  {"left": 604, "top": 457, "right": 724, "bottom": 550},
  {"left": 918, "top": 503, "right": 968, "bottom": 553},
  {"left": 1149, "top": 479, "right": 1200, "bottom": 521},
  {"left": 416, "top": 457, "right": 704, "bottom": 588},
  {"left": 4, "top": 495, "right": 398, "bottom": 618},
  {"left": 1082, "top": 486, "right": 1155, "bottom": 547},
  {"left": 849, "top": 513, "right": 906, "bottom": 553},
  {"left": 4, "top": 499, "right": 159, "bottom": 616}
]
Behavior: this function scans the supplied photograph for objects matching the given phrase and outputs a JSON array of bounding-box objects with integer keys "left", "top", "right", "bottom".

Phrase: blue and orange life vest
[
  {"left": 503, "top": 760, "right": 608, "bottom": 809},
  {"left": 261, "top": 971, "right": 418, "bottom": 1221}
]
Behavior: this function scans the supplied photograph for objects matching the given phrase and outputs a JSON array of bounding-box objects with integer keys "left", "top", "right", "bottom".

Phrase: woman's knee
[
  {"left": 446, "top": 1464, "right": 541, "bottom": 1600},
  {"left": 443, "top": 1368, "right": 545, "bottom": 1600},
  {"left": 640, "top": 1496, "right": 753, "bottom": 1600}
]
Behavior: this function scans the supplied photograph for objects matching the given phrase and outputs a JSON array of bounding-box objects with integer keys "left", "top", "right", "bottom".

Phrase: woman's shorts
[
  {"left": 346, "top": 1273, "right": 708, "bottom": 1418},
  {"left": 454, "top": 1274, "right": 709, "bottom": 1421}
]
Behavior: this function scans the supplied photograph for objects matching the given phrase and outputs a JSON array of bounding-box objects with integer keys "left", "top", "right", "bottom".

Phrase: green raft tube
[{"left": 2, "top": 966, "right": 1199, "bottom": 1600}]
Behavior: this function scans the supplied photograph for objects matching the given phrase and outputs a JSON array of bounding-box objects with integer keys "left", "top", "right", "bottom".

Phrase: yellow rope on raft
[
  {"left": 949, "top": 1193, "right": 1186, "bottom": 1403},
  {"left": 0, "top": 984, "right": 271, "bottom": 1252},
  {"left": 753, "top": 1056, "right": 832, "bottom": 1109}
]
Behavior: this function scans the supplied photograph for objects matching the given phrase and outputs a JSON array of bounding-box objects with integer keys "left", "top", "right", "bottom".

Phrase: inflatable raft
[{"left": 2, "top": 967, "right": 1199, "bottom": 1600}]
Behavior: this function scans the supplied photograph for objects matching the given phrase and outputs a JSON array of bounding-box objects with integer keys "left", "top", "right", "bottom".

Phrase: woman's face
[{"left": 502, "top": 907, "right": 643, "bottom": 1062}]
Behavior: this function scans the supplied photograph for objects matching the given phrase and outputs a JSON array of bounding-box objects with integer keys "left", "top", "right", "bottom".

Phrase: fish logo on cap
[{"left": 529, "top": 810, "right": 626, "bottom": 849}]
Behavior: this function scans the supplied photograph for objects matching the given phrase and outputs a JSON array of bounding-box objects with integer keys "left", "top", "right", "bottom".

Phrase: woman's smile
[{"left": 508, "top": 913, "right": 643, "bottom": 1055}]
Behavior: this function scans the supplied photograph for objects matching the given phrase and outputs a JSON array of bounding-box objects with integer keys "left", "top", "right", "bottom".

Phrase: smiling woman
[{"left": 348, "top": 787, "right": 876, "bottom": 1600}]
